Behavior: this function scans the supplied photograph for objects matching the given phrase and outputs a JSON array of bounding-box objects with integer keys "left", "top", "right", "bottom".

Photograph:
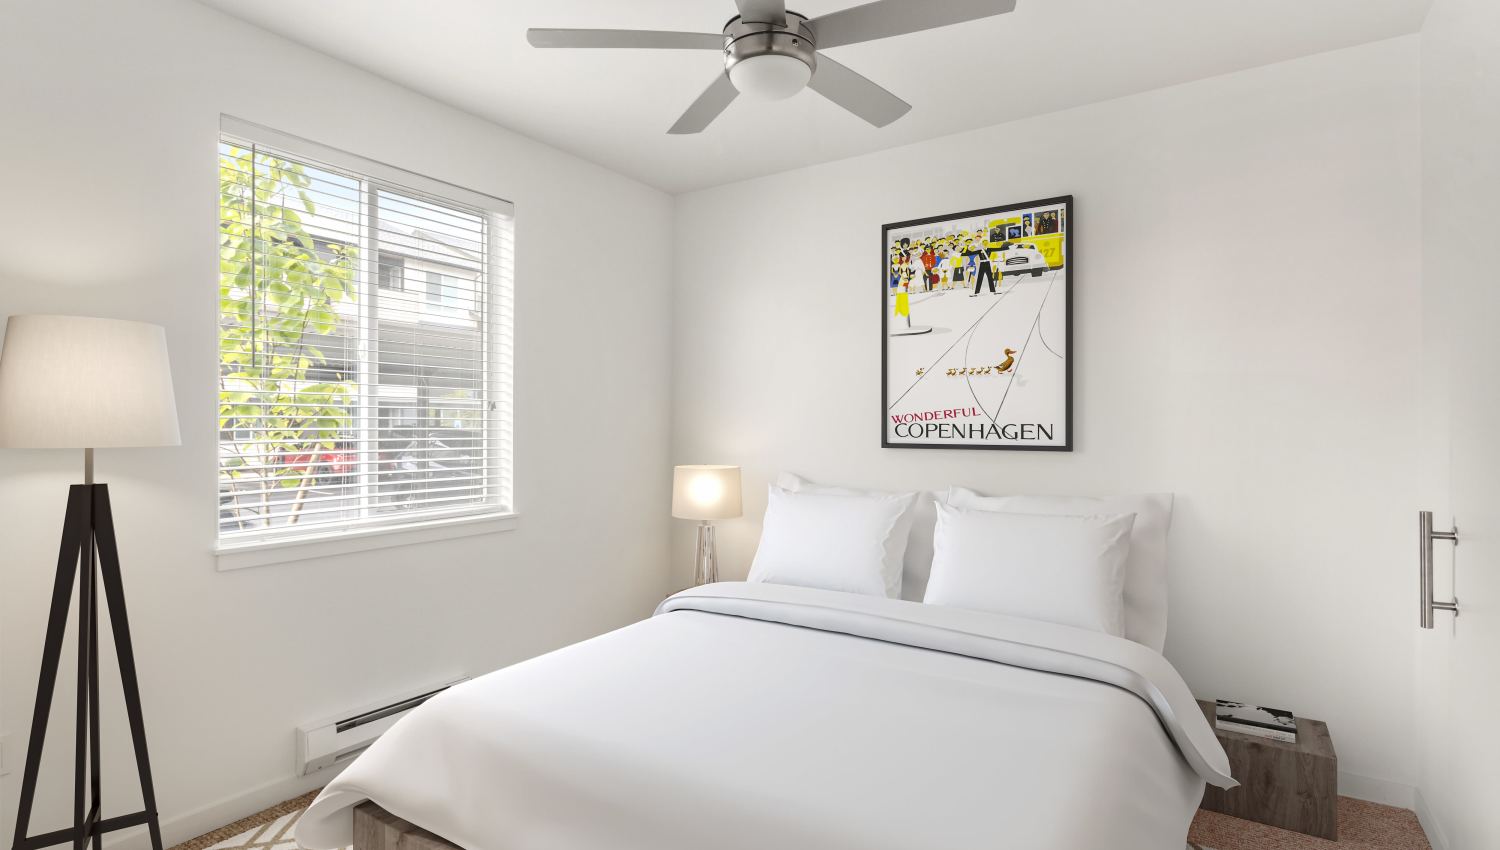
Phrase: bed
[{"left": 296, "top": 581, "right": 1234, "bottom": 850}]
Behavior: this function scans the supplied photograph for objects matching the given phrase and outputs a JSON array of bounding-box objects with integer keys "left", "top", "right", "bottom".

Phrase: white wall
[
  {"left": 1415, "top": 0, "right": 1500, "bottom": 847},
  {"left": 672, "top": 37, "right": 1422, "bottom": 799},
  {"left": 0, "top": 3, "right": 1444, "bottom": 841},
  {"left": 0, "top": 0, "right": 673, "bottom": 846}
]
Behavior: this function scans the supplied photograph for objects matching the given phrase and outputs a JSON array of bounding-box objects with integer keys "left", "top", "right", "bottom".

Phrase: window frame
[{"left": 214, "top": 116, "right": 516, "bottom": 570}]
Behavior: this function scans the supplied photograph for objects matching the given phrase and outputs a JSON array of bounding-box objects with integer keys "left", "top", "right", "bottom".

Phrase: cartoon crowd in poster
[{"left": 884, "top": 200, "right": 1069, "bottom": 448}]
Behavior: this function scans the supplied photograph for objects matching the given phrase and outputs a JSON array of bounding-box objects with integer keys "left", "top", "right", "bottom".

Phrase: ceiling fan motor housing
[
  {"left": 723, "top": 13, "right": 817, "bottom": 98},
  {"left": 529, "top": 1, "right": 1018, "bottom": 132}
]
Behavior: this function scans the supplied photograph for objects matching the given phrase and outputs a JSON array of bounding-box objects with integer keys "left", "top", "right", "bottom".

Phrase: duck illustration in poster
[{"left": 882, "top": 197, "right": 1072, "bottom": 450}]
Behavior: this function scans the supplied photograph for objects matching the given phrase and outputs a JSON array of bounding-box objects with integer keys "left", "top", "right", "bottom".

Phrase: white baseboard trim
[
  {"left": 1337, "top": 770, "right": 1415, "bottom": 808},
  {"left": 102, "top": 767, "right": 344, "bottom": 850},
  {"left": 1413, "top": 786, "right": 1451, "bottom": 850}
]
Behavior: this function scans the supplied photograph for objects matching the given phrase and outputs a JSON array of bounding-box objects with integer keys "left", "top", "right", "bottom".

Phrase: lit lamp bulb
[{"left": 687, "top": 472, "right": 726, "bottom": 511}]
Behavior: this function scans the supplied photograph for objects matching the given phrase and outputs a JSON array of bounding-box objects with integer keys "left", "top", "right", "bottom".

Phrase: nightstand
[{"left": 1196, "top": 699, "right": 1338, "bottom": 840}]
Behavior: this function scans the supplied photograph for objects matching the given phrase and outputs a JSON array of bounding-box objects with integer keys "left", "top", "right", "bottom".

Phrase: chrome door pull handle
[{"left": 1419, "top": 510, "right": 1459, "bottom": 629}]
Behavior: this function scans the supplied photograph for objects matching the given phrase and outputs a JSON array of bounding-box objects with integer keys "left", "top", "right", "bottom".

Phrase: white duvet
[{"left": 298, "top": 582, "right": 1234, "bottom": 850}]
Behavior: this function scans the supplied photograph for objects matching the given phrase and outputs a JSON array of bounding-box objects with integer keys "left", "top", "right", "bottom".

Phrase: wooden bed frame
[
  {"left": 351, "top": 798, "right": 1204, "bottom": 850},
  {"left": 353, "top": 803, "right": 461, "bottom": 850}
]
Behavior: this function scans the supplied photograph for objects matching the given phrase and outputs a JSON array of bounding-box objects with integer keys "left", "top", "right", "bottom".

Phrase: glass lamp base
[{"left": 693, "top": 521, "right": 719, "bottom": 586}]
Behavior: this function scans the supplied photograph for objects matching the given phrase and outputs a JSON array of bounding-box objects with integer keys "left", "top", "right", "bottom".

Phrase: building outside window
[{"left": 215, "top": 119, "right": 514, "bottom": 554}]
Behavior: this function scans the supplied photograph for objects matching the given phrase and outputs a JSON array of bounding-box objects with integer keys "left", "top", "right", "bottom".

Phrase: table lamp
[
  {"left": 671, "top": 465, "right": 742, "bottom": 586},
  {"left": 0, "top": 315, "right": 180, "bottom": 850}
]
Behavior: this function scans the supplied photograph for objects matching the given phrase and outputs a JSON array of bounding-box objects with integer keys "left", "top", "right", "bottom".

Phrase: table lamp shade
[
  {"left": 0, "top": 315, "right": 181, "bottom": 448},
  {"left": 672, "top": 465, "right": 742, "bottom": 521}
]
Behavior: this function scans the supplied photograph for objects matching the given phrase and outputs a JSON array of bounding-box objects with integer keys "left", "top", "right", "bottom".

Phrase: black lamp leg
[
  {"left": 74, "top": 494, "right": 91, "bottom": 850},
  {"left": 92, "top": 485, "right": 165, "bottom": 850},
  {"left": 10, "top": 484, "right": 163, "bottom": 850},
  {"left": 87, "top": 542, "right": 102, "bottom": 850},
  {"left": 11, "top": 487, "right": 86, "bottom": 850}
]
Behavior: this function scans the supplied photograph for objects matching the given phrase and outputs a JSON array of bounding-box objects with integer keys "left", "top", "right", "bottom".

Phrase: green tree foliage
[{"left": 218, "top": 147, "right": 357, "bottom": 527}]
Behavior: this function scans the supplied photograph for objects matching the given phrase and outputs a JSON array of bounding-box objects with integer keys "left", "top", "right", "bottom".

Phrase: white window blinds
[{"left": 217, "top": 119, "right": 514, "bottom": 547}]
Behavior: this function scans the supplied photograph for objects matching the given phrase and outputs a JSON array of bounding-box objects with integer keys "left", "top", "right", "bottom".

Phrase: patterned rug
[
  {"left": 168, "top": 792, "right": 324, "bottom": 850},
  {"left": 167, "top": 792, "right": 1428, "bottom": 850}
]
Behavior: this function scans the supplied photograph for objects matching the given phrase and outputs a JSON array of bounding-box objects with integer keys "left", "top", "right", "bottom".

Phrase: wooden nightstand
[{"left": 1196, "top": 699, "right": 1338, "bottom": 840}]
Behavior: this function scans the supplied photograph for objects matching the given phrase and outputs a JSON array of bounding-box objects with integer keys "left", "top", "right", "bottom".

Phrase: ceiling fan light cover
[{"left": 728, "top": 53, "right": 812, "bottom": 100}]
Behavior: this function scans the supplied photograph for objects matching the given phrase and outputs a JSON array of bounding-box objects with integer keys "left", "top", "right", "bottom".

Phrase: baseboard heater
[{"left": 296, "top": 676, "right": 467, "bottom": 776}]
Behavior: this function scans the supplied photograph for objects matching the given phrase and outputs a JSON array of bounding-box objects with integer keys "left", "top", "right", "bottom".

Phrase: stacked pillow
[
  {"left": 746, "top": 473, "right": 918, "bottom": 598},
  {"left": 943, "top": 487, "right": 1174, "bottom": 651},
  {"left": 744, "top": 475, "right": 1174, "bottom": 650},
  {"left": 925, "top": 505, "right": 1135, "bottom": 636}
]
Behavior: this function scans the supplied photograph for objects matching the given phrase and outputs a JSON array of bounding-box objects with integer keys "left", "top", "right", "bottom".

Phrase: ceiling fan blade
[
  {"left": 734, "top": 0, "right": 787, "bottom": 26},
  {"left": 807, "top": 55, "right": 911, "bottom": 128},
  {"left": 809, "top": 0, "right": 1017, "bottom": 50},
  {"left": 526, "top": 29, "right": 725, "bottom": 50},
  {"left": 668, "top": 74, "right": 740, "bottom": 134}
]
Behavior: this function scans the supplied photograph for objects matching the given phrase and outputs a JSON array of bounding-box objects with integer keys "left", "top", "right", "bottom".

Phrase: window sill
[{"left": 214, "top": 512, "right": 519, "bottom": 571}]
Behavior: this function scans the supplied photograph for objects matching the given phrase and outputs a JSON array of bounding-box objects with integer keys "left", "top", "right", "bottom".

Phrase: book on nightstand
[{"left": 1215, "top": 699, "right": 1297, "bottom": 743}]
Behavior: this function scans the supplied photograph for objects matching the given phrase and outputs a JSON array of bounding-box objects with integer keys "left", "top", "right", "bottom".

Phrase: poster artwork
[{"left": 882, "top": 197, "right": 1072, "bottom": 451}]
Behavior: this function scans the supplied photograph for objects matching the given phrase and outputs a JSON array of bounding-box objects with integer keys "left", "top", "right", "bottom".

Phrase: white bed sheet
[{"left": 299, "top": 583, "right": 1231, "bottom": 850}]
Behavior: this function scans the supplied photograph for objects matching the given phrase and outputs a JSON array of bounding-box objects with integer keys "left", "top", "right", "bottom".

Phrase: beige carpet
[
  {"left": 169, "top": 791, "right": 1429, "bottom": 850},
  {"left": 1189, "top": 797, "right": 1432, "bottom": 850}
]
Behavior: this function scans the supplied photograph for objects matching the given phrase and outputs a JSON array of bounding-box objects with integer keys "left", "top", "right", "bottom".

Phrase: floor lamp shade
[{"left": 0, "top": 315, "right": 181, "bottom": 448}]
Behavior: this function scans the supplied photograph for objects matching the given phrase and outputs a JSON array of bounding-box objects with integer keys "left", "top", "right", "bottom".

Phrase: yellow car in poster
[
  {"left": 994, "top": 242, "right": 1050, "bottom": 277},
  {"left": 986, "top": 216, "right": 1065, "bottom": 268}
]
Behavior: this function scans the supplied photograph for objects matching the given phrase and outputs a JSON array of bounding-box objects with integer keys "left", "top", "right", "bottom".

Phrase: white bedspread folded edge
[{"left": 656, "top": 582, "right": 1237, "bottom": 789}]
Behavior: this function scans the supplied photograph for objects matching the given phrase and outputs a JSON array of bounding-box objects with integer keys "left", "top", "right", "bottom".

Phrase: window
[
  {"left": 216, "top": 118, "right": 514, "bottom": 555},
  {"left": 377, "top": 252, "right": 406, "bottom": 291},
  {"left": 425, "top": 270, "right": 476, "bottom": 312}
]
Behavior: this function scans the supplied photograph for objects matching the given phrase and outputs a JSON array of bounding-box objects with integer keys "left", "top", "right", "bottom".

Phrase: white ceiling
[{"left": 197, "top": 0, "right": 1432, "bottom": 194}]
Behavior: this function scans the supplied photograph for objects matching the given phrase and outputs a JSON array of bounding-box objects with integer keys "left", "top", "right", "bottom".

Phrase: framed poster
[{"left": 882, "top": 196, "right": 1072, "bottom": 451}]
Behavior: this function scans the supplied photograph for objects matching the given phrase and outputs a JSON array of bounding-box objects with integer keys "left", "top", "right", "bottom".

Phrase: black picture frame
[{"left": 880, "top": 195, "right": 1073, "bottom": 452}]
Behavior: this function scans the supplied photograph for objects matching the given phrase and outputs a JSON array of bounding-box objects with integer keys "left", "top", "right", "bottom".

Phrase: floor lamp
[
  {"left": 0, "top": 315, "right": 180, "bottom": 850},
  {"left": 671, "top": 465, "right": 742, "bottom": 586}
]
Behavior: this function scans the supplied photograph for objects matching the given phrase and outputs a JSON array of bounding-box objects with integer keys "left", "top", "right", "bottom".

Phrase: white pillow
[
  {"left": 925, "top": 504, "right": 1135, "bottom": 635},
  {"left": 946, "top": 487, "right": 1174, "bottom": 651},
  {"left": 748, "top": 486, "right": 913, "bottom": 597},
  {"left": 776, "top": 472, "right": 918, "bottom": 598}
]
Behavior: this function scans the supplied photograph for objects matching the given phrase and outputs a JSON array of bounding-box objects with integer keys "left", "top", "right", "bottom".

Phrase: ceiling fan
[{"left": 527, "top": 0, "right": 1018, "bottom": 134}]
